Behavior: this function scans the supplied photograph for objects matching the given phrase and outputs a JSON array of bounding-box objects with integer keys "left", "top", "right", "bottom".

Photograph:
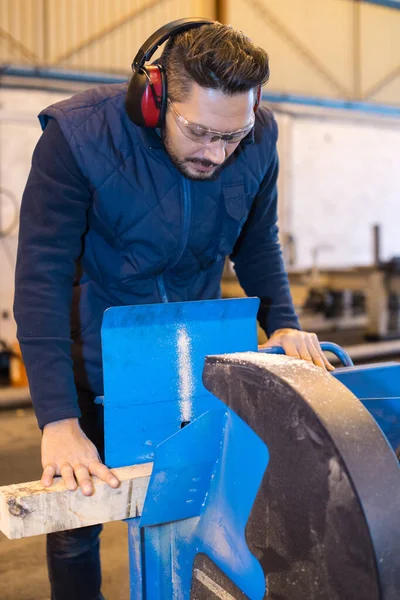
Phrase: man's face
[{"left": 162, "top": 84, "right": 255, "bottom": 181}]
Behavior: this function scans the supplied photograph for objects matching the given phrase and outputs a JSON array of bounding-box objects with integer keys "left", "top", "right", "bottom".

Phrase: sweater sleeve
[
  {"left": 231, "top": 141, "right": 300, "bottom": 337},
  {"left": 14, "top": 118, "right": 92, "bottom": 429}
]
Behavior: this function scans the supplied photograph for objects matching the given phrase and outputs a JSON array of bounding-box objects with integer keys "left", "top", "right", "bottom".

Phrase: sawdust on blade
[{"left": 215, "top": 352, "right": 341, "bottom": 406}]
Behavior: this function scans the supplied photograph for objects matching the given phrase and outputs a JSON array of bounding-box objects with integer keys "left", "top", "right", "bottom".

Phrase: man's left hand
[{"left": 259, "top": 328, "right": 334, "bottom": 371}]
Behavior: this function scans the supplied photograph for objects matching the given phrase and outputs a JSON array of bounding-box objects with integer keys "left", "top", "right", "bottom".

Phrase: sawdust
[
  {"left": 220, "top": 351, "right": 319, "bottom": 371},
  {"left": 214, "top": 351, "right": 337, "bottom": 404},
  {"left": 176, "top": 325, "right": 194, "bottom": 423}
]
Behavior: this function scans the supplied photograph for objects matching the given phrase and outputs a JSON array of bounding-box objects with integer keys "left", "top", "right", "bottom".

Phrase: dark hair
[{"left": 159, "top": 23, "right": 270, "bottom": 102}]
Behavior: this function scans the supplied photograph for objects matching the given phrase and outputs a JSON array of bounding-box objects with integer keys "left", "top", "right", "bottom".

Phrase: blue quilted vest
[{"left": 38, "top": 83, "right": 277, "bottom": 393}]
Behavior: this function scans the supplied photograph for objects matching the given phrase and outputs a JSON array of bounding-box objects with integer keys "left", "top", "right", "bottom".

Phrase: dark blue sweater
[{"left": 14, "top": 85, "right": 299, "bottom": 429}]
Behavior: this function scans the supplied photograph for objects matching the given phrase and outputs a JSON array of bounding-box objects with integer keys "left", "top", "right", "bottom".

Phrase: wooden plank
[{"left": 0, "top": 463, "right": 152, "bottom": 540}]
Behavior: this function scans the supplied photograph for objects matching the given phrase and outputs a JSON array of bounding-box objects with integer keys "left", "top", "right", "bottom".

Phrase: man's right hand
[{"left": 41, "top": 418, "right": 120, "bottom": 496}]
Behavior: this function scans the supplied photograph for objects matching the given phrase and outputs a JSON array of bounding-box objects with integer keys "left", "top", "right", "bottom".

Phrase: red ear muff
[
  {"left": 125, "top": 18, "right": 213, "bottom": 128},
  {"left": 254, "top": 86, "right": 262, "bottom": 112},
  {"left": 125, "top": 64, "right": 166, "bottom": 128}
]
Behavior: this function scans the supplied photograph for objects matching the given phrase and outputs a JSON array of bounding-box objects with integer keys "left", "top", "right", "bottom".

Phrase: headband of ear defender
[{"left": 125, "top": 17, "right": 213, "bottom": 128}]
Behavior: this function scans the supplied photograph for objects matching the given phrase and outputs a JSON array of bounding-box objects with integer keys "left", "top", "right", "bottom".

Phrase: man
[{"left": 14, "top": 20, "right": 333, "bottom": 600}]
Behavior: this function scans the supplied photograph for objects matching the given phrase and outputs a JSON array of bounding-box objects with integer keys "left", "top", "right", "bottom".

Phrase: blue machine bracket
[
  {"left": 140, "top": 409, "right": 228, "bottom": 527},
  {"left": 138, "top": 407, "right": 268, "bottom": 599}
]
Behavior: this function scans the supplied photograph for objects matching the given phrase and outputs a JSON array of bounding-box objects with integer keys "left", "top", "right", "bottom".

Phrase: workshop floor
[{"left": 0, "top": 407, "right": 129, "bottom": 600}]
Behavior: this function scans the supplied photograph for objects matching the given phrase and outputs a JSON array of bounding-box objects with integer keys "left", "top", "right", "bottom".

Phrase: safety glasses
[{"left": 167, "top": 99, "right": 255, "bottom": 145}]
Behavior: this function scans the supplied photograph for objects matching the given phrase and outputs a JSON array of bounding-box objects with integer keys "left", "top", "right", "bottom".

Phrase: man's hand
[
  {"left": 260, "top": 328, "right": 334, "bottom": 371},
  {"left": 41, "top": 418, "right": 120, "bottom": 496}
]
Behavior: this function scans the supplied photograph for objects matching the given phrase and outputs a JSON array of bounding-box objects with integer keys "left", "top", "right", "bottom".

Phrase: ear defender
[
  {"left": 126, "top": 64, "right": 166, "bottom": 128},
  {"left": 125, "top": 18, "right": 213, "bottom": 128}
]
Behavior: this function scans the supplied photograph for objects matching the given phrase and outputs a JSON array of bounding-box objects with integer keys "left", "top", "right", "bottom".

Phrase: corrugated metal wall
[
  {"left": 0, "top": 0, "right": 216, "bottom": 72},
  {"left": 223, "top": 0, "right": 400, "bottom": 106},
  {"left": 1, "top": 1, "right": 399, "bottom": 106},
  {"left": 0, "top": 0, "right": 43, "bottom": 64}
]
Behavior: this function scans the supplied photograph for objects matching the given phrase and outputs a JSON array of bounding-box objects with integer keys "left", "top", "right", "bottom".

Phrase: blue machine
[
  {"left": 99, "top": 297, "right": 400, "bottom": 599},
  {"left": 334, "top": 362, "right": 400, "bottom": 452}
]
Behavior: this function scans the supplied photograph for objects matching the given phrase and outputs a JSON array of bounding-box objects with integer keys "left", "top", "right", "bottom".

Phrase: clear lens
[
  {"left": 185, "top": 127, "right": 251, "bottom": 145},
  {"left": 169, "top": 100, "right": 254, "bottom": 146}
]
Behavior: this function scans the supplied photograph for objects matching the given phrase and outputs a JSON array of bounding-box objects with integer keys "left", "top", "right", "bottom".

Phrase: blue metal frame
[
  {"left": 262, "top": 91, "right": 400, "bottom": 117},
  {"left": 361, "top": 0, "right": 400, "bottom": 9},
  {"left": 0, "top": 65, "right": 127, "bottom": 85},
  {"left": 334, "top": 363, "right": 400, "bottom": 451},
  {"left": 3, "top": 66, "right": 400, "bottom": 117}
]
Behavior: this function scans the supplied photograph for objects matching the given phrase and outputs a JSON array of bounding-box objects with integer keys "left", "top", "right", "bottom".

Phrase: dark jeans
[
  {"left": 47, "top": 524, "right": 104, "bottom": 600},
  {"left": 47, "top": 396, "right": 106, "bottom": 600}
]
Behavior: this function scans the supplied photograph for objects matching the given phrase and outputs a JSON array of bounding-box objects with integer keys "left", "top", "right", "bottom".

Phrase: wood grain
[{"left": 0, "top": 463, "right": 152, "bottom": 539}]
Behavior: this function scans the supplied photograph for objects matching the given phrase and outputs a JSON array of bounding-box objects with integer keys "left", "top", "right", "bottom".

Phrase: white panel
[
  {"left": 0, "top": 88, "right": 71, "bottom": 346},
  {"left": 275, "top": 112, "right": 293, "bottom": 233},
  {"left": 289, "top": 112, "right": 400, "bottom": 268}
]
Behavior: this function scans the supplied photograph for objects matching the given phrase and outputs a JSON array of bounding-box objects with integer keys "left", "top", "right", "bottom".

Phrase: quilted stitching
[{"left": 39, "top": 84, "right": 276, "bottom": 297}]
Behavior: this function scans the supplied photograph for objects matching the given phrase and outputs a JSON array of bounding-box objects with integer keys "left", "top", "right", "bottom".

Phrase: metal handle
[{"left": 259, "top": 341, "right": 354, "bottom": 367}]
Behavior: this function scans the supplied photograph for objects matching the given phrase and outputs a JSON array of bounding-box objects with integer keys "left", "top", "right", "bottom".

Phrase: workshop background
[{"left": 0, "top": 1, "right": 400, "bottom": 599}]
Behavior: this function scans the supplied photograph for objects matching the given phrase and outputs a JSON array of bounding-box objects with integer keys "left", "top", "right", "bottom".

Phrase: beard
[{"left": 161, "top": 130, "right": 224, "bottom": 181}]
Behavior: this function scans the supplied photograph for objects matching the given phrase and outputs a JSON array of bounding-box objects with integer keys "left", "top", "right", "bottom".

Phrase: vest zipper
[
  {"left": 157, "top": 274, "right": 168, "bottom": 303},
  {"left": 170, "top": 177, "right": 192, "bottom": 269},
  {"left": 157, "top": 177, "right": 192, "bottom": 303}
]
